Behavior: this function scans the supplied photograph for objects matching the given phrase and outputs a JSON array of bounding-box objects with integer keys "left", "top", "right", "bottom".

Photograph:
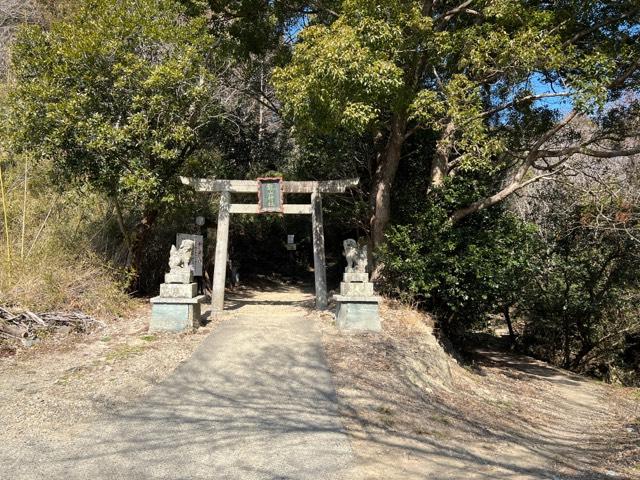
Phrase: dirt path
[
  {"left": 0, "top": 302, "right": 217, "bottom": 444},
  {"left": 0, "top": 282, "right": 638, "bottom": 479},
  {"left": 1, "top": 282, "right": 353, "bottom": 480}
]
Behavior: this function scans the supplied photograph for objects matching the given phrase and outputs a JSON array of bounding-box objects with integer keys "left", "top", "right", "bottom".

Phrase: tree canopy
[
  {"left": 5, "top": 0, "right": 227, "bottom": 271},
  {"left": 274, "top": 0, "right": 640, "bottom": 246}
]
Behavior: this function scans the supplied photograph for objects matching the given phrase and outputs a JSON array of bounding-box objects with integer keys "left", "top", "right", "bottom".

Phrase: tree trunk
[
  {"left": 571, "top": 342, "right": 594, "bottom": 371},
  {"left": 562, "top": 314, "right": 572, "bottom": 369},
  {"left": 111, "top": 194, "right": 158, "bottom": 293},
  {"left": 430, "top": 121, "right": 455, "bottom": 188},
  {"left": 129, "top": 206, "right": 158, "bottom": 292},
  {"left": 503, "top": 305, "right": 516, "bottom": 346},
  {"left": 370, "top": 114, "right": 407, "bottom": 253}
]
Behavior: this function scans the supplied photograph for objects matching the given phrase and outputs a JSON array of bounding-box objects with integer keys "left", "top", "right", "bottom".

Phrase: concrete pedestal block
[
  {"left": 164, "top": 271, "right": 193, "bottom": 284},
  {"left": 334, "top": 295, "right": 381, "bottom": 332},
  {"left": 160, "top": 282, "right": 197, "bottom": 298},
  {"left": 340, "top": 281, "right": 374, "bottom": 296},
  {"left": 343, "top": 272, "right": 369, "bottom": 283},
  {"left": 150, "top": 295, "right": 205, "bottom": 332}
]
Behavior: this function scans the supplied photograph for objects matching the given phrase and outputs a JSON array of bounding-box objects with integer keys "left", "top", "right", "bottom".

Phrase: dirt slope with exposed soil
[{"left": 318, "top": 300, "right": 640, "bottom": 479}]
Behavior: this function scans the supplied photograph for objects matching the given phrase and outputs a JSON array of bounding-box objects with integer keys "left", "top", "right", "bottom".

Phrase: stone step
[
  {"left": 159, "top": 282, "right": 197, "bottom": 299},
  {"left": 340, "top": 281, "right": 374, "bottom": 296}
]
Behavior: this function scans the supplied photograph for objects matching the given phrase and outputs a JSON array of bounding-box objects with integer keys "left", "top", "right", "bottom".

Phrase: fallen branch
[{"left": 0, "top": 307, "right": 105, "bottom": 344}]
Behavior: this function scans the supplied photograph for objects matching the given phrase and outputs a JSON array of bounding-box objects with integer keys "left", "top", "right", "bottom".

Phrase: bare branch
[
  {"left": 610, "top": 56, "right": 640, "bottom": 89},
  {"left": 477, "top": 92, "right": 572, "bottom": 121},
  {"left": 441, "top": 0, "right": 474, "bottom": 22},
  {"left": 449, "top": 112, "right": 579, "bottom": 223},
  {"left": 561, "top": 11, "right": 634, "bottom": 48}
]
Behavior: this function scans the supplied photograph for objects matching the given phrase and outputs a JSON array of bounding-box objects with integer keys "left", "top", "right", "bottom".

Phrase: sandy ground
[
  {"left": 1, "top": 283, "right": 638, "bottom": 479},
  {"left": 317, "top": 299, "right": 640, "bottom": 479},
  {"left": 0, "top": 300, "right": 219, "bottom": 444}
]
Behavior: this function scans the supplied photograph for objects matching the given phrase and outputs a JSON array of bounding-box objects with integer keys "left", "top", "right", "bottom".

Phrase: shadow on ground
[{"left": 1, "top": 284, "right": 635, "bottom": 480}]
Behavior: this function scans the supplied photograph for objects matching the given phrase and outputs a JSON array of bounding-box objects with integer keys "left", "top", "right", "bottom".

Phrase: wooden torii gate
[{"left": 180, "top": 177, "right": 358, "bottom": 316}]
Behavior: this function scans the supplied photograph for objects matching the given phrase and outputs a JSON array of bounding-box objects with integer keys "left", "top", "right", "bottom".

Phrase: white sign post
[
  {"left": 176, "top": 233, "right": 204, "bottom": 276},
  {"left": 286, "top": 234, "right": 297, "bottom": 250}
]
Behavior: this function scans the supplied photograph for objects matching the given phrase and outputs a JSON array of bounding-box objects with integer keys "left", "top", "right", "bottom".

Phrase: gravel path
[{"left": 1, "top": 285, "right": 353, "bottom": 479}]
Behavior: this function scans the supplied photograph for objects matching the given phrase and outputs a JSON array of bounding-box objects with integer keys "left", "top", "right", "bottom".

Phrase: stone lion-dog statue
[
  {"left": 343, "top": 238, "right": 368, "bottom": 273},
  {"left": 169, "top": 239, "right": 194, "bottom": 273}
]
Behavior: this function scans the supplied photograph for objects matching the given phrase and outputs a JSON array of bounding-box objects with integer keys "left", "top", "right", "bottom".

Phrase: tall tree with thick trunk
[{"left": 273, "top": 0, "right": 640, "bottom": 252}]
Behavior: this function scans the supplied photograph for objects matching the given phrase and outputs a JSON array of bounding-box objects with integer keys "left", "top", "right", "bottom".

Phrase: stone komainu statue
[
  {"left": 343, "top": 238, "right": 368, "bottom": 273},
  {"left": 169, "top": 239, "right": 194, "bottom": 273}
]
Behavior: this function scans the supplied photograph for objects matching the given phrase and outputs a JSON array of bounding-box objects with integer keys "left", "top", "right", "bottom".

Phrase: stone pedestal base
[
  {"left": 340, "top": 281, "right": 374, "bottom": 296},
  {"left": 150, "top": 295, "right": 205, "bottom": 332},
  {"left": 334, "top": 295, "right": 381, "bottom": 332},
  {"left": 160, "top": 282, "right": 197, "bottom": 298},
  {"left": 164, "top": 271, "right": 193, "bottom": 284}
]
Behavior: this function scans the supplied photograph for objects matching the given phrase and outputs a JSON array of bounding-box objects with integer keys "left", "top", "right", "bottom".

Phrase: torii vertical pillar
[
  {"left": 311, "top": 187, "right": 328, "bottom": 310},
  {"left": 211, "top": 190, "right": 230, "bottom": 315}
]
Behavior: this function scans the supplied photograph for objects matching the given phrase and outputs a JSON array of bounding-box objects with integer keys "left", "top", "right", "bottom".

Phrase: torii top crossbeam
[
  {"left": 180, "top": 176, "right": 359, "bottom": 315},
  {"left": 180, "top": 177, "right": 358, "bottom": 194}
]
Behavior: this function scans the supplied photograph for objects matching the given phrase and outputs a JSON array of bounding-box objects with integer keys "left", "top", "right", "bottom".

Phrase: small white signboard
[
  {"left": 176, "top": 233, "right": 204, "bottom": 276},
  {"left": 287, "top": 234, "right": 295, "bottom": 244}
]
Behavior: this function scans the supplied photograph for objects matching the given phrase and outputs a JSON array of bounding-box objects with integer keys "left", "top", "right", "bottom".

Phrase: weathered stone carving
[
  {"left": 335, "top": 238, "right": 380, "bottom": 331},
  {"left": 151, "top": 238, "right": 203, "bottom": 333},
  {"left": 169, "top": 239, "right": 194, "bottom": 273},
  {"left": 343, "top": 238, "right": 368, "bottom": 273}
]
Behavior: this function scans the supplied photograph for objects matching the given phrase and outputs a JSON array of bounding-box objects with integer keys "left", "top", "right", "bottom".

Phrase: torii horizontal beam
[
  {"left": 180, "top": 177, "right": 359, "bottom": 194},
  {"left": 229, "top": 204, "right": 312, "bottom": 214}
]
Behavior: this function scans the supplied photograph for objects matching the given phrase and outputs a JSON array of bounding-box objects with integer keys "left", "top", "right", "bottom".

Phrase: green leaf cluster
[
  {"left": 5, "top": 0, "right": 223, "bottom": 205},
  {"left": 379, "top": 195, "right": 537, "bottom": 333}
]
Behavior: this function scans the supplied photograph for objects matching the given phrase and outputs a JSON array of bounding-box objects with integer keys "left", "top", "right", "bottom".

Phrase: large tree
[
  {"left": 4, "top": 0, "right": 226, "bottom": 280},
  {"left": 273, "top": 0, "right": 640, "bottom": 250}
]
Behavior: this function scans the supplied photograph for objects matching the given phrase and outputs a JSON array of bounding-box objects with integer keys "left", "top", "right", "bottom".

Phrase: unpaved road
[
  {"left": 1, "top": 282, "right": 638, "bottom": 479},
  {"left": 1, "top": 284, "right": 352, "bottom": 479},
  {"left": 319, "top": 299, "right": 640, "bottom": 479}
]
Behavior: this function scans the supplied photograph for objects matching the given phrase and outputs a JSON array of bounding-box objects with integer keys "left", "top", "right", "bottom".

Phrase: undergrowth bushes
[
  {"left": 378, "top": 200, "right": 536, "bottom": 338},
  {"left": 0, "top": 156, "right": 132, "bottom": 318},
  {"left": 379, "top": 177, "right": 640, "bottom": 385}
]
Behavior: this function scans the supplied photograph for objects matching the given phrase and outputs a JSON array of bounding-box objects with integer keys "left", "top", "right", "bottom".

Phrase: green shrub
[{"left": 379, "top": 199, "right": 537, "bottom": 338}]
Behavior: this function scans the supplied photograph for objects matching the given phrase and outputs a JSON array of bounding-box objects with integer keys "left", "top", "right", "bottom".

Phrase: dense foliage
[
  {"left": 381, "top": 204, "right": 536, "bottom": 331},
  {"left": 518, "top": 161, "right": 640, "bottom": 381},
  {"left": 4, "top": 0, "right": 226, "bottom": 279},
  {"left": 274, "top": 0, "right": 640, "bottom": 248}
]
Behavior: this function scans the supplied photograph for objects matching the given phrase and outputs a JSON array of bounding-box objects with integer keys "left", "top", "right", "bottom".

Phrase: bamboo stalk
[
  {"left": 0, "top": 160, "right": 10, "bottom": 263},
  {"left": 21, "top": 157, "right": 28, "bottom": 260}
]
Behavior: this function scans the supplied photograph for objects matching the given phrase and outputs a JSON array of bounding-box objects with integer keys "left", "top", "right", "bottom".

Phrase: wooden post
[
  {"left": 212, "top": 190, "right": 230, "bottom": 315},
  {"left": 311, "top": 188, "right": 328, "bottom": 309}
]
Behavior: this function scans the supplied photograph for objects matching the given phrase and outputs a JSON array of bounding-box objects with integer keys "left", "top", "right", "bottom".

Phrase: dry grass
[
  {"left": 0, "top": 251, "right": 131, "bottom": 318},
  {"left": 0, "top": 157, "right": 132, "bottom": 320}
]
